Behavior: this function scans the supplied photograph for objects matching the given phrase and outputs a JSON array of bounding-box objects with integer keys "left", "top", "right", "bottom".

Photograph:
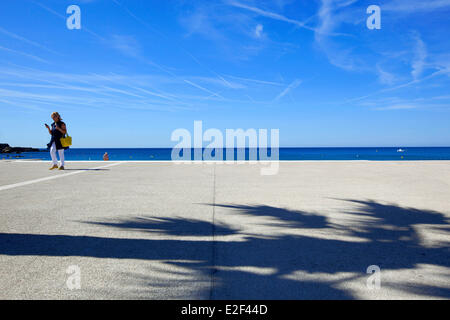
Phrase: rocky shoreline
[{"left": 1, "top": 143, "right": 42, "bottom": 154}]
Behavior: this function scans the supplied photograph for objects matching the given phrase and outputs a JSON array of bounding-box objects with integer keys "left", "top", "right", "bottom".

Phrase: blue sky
[{"left": 0, "top": 0, "right": 449, "bottom": 148}]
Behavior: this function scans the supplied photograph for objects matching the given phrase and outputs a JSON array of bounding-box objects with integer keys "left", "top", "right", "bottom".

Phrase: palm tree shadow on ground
[{"left": 0, "top": 199, "right": 448, "bottom": 299}]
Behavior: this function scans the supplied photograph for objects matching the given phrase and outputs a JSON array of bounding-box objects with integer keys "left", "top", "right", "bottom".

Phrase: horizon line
[{"left": 3, "top": 146, "right": 450, "bottom": 149}]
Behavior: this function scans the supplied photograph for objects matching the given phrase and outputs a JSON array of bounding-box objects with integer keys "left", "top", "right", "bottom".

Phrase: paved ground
[{"left": 0, "top": 160, "right": 449, "bottom": 299}]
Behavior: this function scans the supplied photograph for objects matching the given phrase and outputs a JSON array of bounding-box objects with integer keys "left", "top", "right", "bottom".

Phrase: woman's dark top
[{"left": 47, "top": 121, "right": 68, "bottom": 150}]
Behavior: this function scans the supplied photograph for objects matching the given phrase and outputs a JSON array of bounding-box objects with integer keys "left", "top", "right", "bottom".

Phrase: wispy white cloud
[
  {"left": 254, "top": 24, "right": 264, "bottom": 38},
  {"left": 411, "top": 34, "right": 427, "bottom": 80},
  {"left": 111, "top": 0, "right": 166, "bottom": 38},
  {"left": 0, "top": 98, "right": 45, "bottom": 111},
  {"left": 96, "top": 72, "right": 185, "bottom": 104},
  {"left": 274, "top": 79, "right": 302, "bottom": 101},
  {"left": 376, "top": 65, "right": 398, "bottom": 85},
  {"left": 0, "top": 86, "right": 187, "bottom": 113},
  {"left": 384, "top": 0, "right": 450, "bottom": 13},
  {"left": 0, "top": 66, "right": 185, "bottom": 112},
  {"left": 356, "top": 94, "right": 450, "bottom": 111},
  {"left": 373, "top": 102, "right": 450, "bottom": 111},
  {"left": 0, "top": 26, "right": 60, "bottom": 55},
  {"left": 344, "top": 69, "right": 449, "bottom": 105},
  {"left": 0, "top": 45, "right": 49, "bottom": 64},
  {"left": 178, "top": 1, "right": 301, "bottom": 61},
  {"left": 431, "top": 95, "right": 450, "bottom": 100},
  {"left": 113, "top": 0, "right": 239, "bottom": 91},
  {"left": 181, "top": 6, "right": 225, "bottom": 40},
  {"left": 0, "top": 65, "right": 281, "bottom": 111},
  {"left": 374, "top": 104, "right": 418, "bottom": 111},
  {"left": 223, "top": 74, "right": 284, "bottom": 86},
  {"left": 108, "top": 35, "right": 141, "bottom": 58},
  {"left": 100, "top": 32, "right": 227, "bottom": 99},
  {"left": 226, "top": 0, "right": 349, "bottom": 36},
  {"left": 227, "top": 0, "right": 315, "bottom": 32},
  {"left": 314, "top": 0, "right": 361, "bottom": 71},
  {"left": 183, "top": 80, "right": 225, "bottom": 99}
]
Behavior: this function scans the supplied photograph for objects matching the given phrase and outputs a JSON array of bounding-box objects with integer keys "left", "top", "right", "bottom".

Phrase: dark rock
[{"left": 1, "top": 143, "right": 41, "bottom": 154}]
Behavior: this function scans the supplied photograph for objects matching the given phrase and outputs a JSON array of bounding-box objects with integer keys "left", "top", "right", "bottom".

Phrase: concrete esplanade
[{"left": 0, "top": 160, "right": 449, "bottom": 299}]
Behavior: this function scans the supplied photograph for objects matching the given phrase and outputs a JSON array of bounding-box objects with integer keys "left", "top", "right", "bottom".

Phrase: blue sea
[{"left": 3, "top": 147, "right": 450, "bottom": 161}]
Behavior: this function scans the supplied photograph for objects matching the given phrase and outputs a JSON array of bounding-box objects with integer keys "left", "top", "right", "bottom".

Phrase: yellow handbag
[{"left": 60, "top": 133, "right": 72, "bottom": 147}]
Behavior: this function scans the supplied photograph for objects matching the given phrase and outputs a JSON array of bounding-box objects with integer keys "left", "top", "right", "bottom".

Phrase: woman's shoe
[
  {"left": 58, "top": 166, "right": 65, "bottom": 170},
  {"left": 49, "top": 165, "right": 58, "bottom": 170}
]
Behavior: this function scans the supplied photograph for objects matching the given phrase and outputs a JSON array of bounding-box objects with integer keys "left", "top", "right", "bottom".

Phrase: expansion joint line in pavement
[{"left": 209, "top": 163, "right": 217, "bottom": 299}]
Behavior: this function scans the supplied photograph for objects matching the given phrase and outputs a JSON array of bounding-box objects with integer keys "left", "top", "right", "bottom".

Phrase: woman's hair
[{"left": 51, "top": 112, "right": 62, "bottom": 121}]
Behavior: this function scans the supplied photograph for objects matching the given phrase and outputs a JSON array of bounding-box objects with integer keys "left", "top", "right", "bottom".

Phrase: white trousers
[{"left": 50, "top": 142, "right": 65, "bottom": 166}]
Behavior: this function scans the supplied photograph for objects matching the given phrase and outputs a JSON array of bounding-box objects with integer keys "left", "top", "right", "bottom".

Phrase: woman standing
[{"left": 45, "top": 112, "right": 68, "bottom": 170}]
